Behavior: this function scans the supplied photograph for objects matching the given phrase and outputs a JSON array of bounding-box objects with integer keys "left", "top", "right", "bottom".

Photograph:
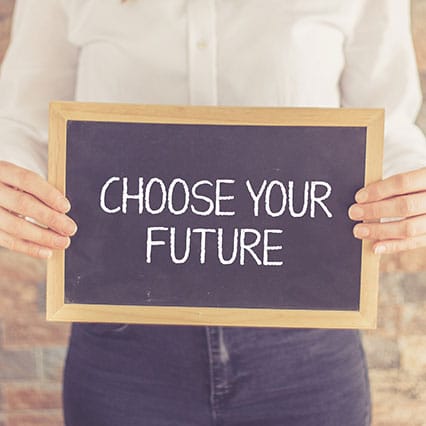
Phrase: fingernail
[
  {"left": 354, "top": 226, "right": 369, "bottom": 238},
  {"left": 65, "top": 221, "right": 78, "bottom": 236},
  {"left": 355, "top": 189, "right": 368, "bottom": 203},
  {"left": 54, "top": 235, "right": 70, "bottom": 248},
  {"left": 349, "top": 205, "right": 364, "bottom": 220},
  {"left": 39, "top": 248, "right": 53, "bottom": 258},
  {"left": 374, "top": 245, "right": 386, "bottom": 255},
  {"left": 57, "top": 196, "right": 71, "bottom": 212}
]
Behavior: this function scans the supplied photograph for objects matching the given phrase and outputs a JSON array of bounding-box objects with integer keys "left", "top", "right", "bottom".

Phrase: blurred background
[{"left": 0, "top": 1, "right": 425, "bottom": 425}]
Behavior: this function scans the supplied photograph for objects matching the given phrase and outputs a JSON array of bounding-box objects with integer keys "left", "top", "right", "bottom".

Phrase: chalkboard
[{"left": 47, "top": 102, "right": 383, "bottom": 328}]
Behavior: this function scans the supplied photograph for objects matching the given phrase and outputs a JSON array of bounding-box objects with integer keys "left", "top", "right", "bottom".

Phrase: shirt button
[{"left": 196, "top": 39, "right": 208, "bottom": 50}]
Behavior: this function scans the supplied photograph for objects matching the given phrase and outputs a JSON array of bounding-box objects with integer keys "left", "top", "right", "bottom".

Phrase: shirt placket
[{"left": 187, "top": 0, "right": 218, "bottom": 105}]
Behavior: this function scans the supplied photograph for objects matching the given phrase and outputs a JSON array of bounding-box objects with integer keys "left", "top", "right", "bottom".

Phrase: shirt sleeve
[
  {"left": 0, "top": 0, "right": 78, "bottom": 180},
  {"left": 339, "top": 0, "right": 426, "bottom": 179}
]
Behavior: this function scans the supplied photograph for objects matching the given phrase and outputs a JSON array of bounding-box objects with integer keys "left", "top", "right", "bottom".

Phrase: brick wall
[{"left": 0, "top": 1, "right": 425, "bottom": 425}]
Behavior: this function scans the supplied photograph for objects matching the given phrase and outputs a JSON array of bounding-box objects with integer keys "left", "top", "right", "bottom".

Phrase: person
[{"left": 0, "top": 1, "right": 425, "bottom": 425}]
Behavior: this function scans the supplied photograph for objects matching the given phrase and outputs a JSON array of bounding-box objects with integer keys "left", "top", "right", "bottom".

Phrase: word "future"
[{"left": 99, "top": 177, "right": 333, "bottom": 266}]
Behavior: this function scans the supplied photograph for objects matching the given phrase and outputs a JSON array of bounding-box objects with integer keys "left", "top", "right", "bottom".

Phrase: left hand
[{"left": 348, "top": 167, "right": 426, "bottom": 254}]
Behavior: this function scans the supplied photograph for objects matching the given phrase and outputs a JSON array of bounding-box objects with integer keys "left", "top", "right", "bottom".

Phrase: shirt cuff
[{"left": 0, "top": 125, "right": 47, "bottom": 180}]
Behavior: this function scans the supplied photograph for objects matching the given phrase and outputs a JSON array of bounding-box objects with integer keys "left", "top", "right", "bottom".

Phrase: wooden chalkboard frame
[{"left": 47, "top": 101, "right": 384, "bottom": 329}]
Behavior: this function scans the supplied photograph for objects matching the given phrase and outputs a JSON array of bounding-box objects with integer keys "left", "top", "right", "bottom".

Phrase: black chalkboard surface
[{"left": 47, "top": 102, "right": 384, "bottom": 328}]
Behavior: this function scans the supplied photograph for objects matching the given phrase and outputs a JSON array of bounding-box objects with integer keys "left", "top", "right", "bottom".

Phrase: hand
[
  {"left": 0, "top": 160, "right": 78, "bottom": 259},
  {"left": 348, "top": 167, "right": 426, "bottom": 254}
]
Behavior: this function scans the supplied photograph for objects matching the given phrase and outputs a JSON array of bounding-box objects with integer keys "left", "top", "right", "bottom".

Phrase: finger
[
  {"left": 0, "top": 206, "right": 70, "bottom": 249},
  {"left": 0, "top": 160, "right": 70, "bottom": 212},
  {"left": 355, "top": 167, "right": 426, "bottom": 203},
  {"left": 353, "top": 214, "right": 426, "bottom": 240},
  {"left": 373, "top": 234, "right": 426, "bottom": 255},
  {"left": 0, "top": 182, "right": 78, "bottom": 236},
  {"left": 348, "top": 192, "right": 426, "bottom": 221},
  {"left": 0, "top": 227, "right": 53, "bottom": 259}
]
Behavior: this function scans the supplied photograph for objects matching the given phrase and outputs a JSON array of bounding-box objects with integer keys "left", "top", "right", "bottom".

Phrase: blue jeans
[{"left": 63, "top": 324, "right": 371, "bottom": 426}]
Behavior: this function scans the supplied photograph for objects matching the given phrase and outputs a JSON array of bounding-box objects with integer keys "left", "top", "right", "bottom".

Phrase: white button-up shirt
[{"left": 0, "top": 0, "right": 425, "bottom": 180}]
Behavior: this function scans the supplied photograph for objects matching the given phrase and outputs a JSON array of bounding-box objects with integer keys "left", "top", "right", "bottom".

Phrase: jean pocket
[{"left": 83, "top": 322, "right": 130, "bottom": 336}]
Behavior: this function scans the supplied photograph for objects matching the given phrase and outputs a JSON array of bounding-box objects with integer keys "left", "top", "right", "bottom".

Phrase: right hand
[{"left": 0, "top": 160, "right": 78, "bottom": 259}]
